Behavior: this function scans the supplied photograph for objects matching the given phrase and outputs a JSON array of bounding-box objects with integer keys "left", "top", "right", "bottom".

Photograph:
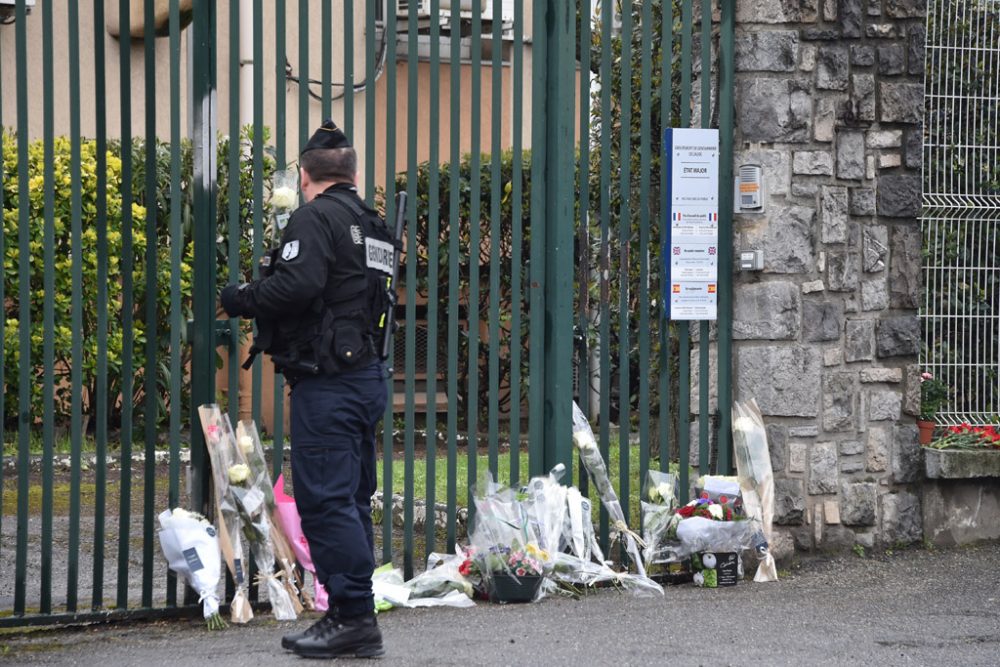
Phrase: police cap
[{"left": 301, "top": 119, "right": 351, "bottom": 154}]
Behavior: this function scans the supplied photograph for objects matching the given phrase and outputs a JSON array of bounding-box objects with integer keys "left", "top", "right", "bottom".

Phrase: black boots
[
  {"left": 281, "top": 614, "right": 339, "bottom": 650},
  {"left": 292, "top": 612, "right": 385, "bottom": 659}
]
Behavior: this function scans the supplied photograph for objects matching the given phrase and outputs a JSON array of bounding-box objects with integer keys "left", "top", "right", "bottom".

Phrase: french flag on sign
[
  {"left": 673, "top": 211, "right": 682, "bottom": 221},
  {"left": 707, "top": 212, "right": 718, "bottom": 221}
]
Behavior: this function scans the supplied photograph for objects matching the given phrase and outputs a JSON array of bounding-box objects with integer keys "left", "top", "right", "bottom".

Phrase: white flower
[
  {"left": 708, "top": 504, "right": 723, "bottom": 520},
  {"left": 271, "top": 186, "right": 297, "bottom": 210},
  {"left": 228, "top": 463, "right": 251, "bottom": 485},
  {"left": 239, "top": 435, "right": 254, "bottom": 456},
  {"left": 732, "top": 417, "right": 757, "bottom": 434}
]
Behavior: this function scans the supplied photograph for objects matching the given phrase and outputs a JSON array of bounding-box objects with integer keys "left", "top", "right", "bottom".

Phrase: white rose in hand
[{"left": 271, "top": 186, "right": 297, "bottom": 210}]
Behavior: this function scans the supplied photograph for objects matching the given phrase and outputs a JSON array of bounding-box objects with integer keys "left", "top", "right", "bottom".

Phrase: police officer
[{"left": 220, "top": 120, "right": 390, "bottom": 659}]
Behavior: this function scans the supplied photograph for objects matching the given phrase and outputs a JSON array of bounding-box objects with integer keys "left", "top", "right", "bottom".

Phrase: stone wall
[{"left": 720, "top": 0, "right": 927, "bottom": 553}]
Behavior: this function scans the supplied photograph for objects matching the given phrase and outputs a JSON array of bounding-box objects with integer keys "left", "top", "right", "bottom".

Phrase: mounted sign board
[{"left": 664, "top": 128, "right": 720, "bottom": 320}]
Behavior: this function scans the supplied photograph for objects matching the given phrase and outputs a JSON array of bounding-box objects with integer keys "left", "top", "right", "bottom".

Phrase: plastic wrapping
[
  {"left": 270, "top": 168, "right": 298, "bottom": 233},
  {"left": 401, "top": 550, "right": 477, "bottom": 605},
  {"left": 157, "top": 508, "right": 225, "bottom": 629},
  {"left": 198, "top": 405, "right": 253, "bottom": 624},
  {"left": 273, "top": 473, "right": 327, "bottom": 611},
  {"left": 732, "top": 399, "right": 778, "bottom": 582},
  {"left": 571, "top": 402, "right": 647, "bottom": 577},
  {"left": 236, "top": 421, "right": 308, "bottom": 613}
]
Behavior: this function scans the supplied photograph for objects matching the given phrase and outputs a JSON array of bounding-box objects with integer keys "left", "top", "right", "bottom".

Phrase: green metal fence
[{"left": 0, "top": 0, "right": 733, "bottom": 625}]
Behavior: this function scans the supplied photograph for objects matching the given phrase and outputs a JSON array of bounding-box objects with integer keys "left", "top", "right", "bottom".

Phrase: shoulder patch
[
  {"left": 281, "top": 240, "right": 300, "bottom": 261},
  {"left": 365, "top": 237, "right": 395, "bottom": 274},
  {"left": 350, "top": 225, "right": 364, "bottom": 245}
]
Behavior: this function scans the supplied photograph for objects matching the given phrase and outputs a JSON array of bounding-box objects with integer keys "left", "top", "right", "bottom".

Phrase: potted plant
[
  {"left": 479, "top": 543, "right": 545, "bottom": 603},
  {"left": 918, "top": 372, "right": 949, "bottom": 445}
]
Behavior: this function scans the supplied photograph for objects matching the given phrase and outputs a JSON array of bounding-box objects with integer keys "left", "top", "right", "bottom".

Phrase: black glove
[{"left": 220, "top": 283, "right": 250, "bottom": 318}]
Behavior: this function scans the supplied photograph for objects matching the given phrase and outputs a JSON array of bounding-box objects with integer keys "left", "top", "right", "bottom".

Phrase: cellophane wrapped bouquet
[
  {"left": 732, "top": 399, "right": 778, "bottom": 582},
  {"left": 157, "top": 508, "right": 226, "bottom": 630}
]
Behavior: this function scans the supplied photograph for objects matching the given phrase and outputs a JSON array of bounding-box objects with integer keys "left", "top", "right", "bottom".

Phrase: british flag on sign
[
  {"left": 673, "top": 246, "right": 681, "bottom": 255},
  {"left": 708, "top": 246, "right": 717, "bottom": 255}
]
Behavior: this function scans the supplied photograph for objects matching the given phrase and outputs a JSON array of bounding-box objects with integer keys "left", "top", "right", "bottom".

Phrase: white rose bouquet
[
  {"left": 270, "top": 168, "right": 299, "bottom": 232},
  {"left": 157, "top": 508, "right": 226, "bottom": 630}
]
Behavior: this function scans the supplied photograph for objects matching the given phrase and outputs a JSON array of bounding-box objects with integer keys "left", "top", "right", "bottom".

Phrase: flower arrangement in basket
[{"left": 477, "top": 542, "right": 546, "bottom": 603}]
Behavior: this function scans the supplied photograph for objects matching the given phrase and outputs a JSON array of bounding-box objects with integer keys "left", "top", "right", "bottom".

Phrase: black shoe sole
[
  {"left": 281, "top": 637, "right": 299, "bottom": 651},
  {"left": 294, "top": 644, "right": 385, "bottom": 659}
]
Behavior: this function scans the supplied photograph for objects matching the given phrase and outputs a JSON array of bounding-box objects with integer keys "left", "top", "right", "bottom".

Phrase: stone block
[
  {"left": 904, "top": 125, "right": 922, "bottom": 170},
  {"left": 924, "top": 449, "right": 1000, "bottom": 479},
  {"left": 767, "top": 423, "right": 788, "bottom": 472},
  {"left": 869, "top": 388, "right": 902, "bottom": 421},
  {"left": 803, "top": 299, "right": 844, "bottom": 342},
  {"left": 790, "top": 425, "right": 821, "bottom": 437},
  {"left": 867, "top": 23, "right": 902, "bottom": 39},
  {"left": 792, "top": 182, "right": 820, "bottom": 198},
  {"left": 860, "top": 367, "right": 902, "bottom": 383},
  {"left": 852, "top": 73, "right": 877, "bottom": 122},
  {"left": 876, "top": 315, "right": 920, "bottom": 358},
  {"left": 855, "top": 531, "right": 875, "bottom": 549},
  {"left": 733, "top": 282, "right": 801, "bottom": 340},
  {"left": 821, "top": 185, "right": 850, "bottom": 242},
  {"left": 738, "top": 78, "right": 812, "bottom": 143},
  {"left": 809, "top": 442, "right": 840, "bottom": 494},
  {"left": 841, "top": 482, "right": 878, "bottom": 525},
  {"left": 903, "top": 364, "right": 920, "bottom": 416},
  {"left": 789, "top": 442, "right": 808, "bottom": 472},
  {"left": 867, "top": 0, "right": 882, "bottom": 13},
  {"left": 792, "top": 526, "right": 814, "bottom": 551},
  {"left": 866, "top": 130, "right": 903, "bottom": 149},
  {"left": 877, "top": 44, "right": 906, "bottom": 75},
  {"left": 743, "top": 204, "right": 816, "bottom": 273},
  {"left": 774, "top": 478, "right": 806, "bottom": 524},
  {"left": 867, "top": 155, "right": 876, "bottom": 180},
  {"left": 890, "top": 226, "right": 920, "bottom": 308},
  {"left": 825, "top": 500, "right": 842, "bottom": 524},
  {"left": 840, "top": 440, "right": 864, "bottom": 456},
  {"left": 866, "top": 425, "right": 891, "bottom": 472},
  {"left": 839, "top": 0, "right": 863, "bottom": 37},
  {"left": 861, "top": 279, "right": 889, "bottom": 311},
  {"left": 736, "top": 0, "right": 802, "bottom": 22},
  {"left": 862, "top": 226, "right": 888, "bottom": 272},
  {"left": 850, "top": 187, "right": 877, "bottom": 216},
  {"left": 827, "top": 251, "right": 860, "bottom": 292},
  {"left": 885, "top": 0, "right": 926, "bottom": 18},
  {"left": 836, "top": 132, "right": 866, "bottom": 181},
  {"left": 879, "top": 153, "right": 902, "bottom": 169},
  {"left": 880, "top": 491, "right": 922, "bottom": 545},
  {"left": 908, "top": 24, "right": 926, "bottom": 76},
  {"left": 845, "top": 319, "right": 875, "bottom": 362},
  {"left": 879, "top": 82, "right": 924, "bottom": 124},
  {"left": 817, "top": 46, "right": 850, "bottom": 90},
  {"left": 923, "top": 481, "right": 1000, "bottom": 547},
  {"left": 824, "top": 0, "right": 838, "bottom": 21},
  {"left": 814, "top": 96, "right": 842, "bottom": 142},
  {"left": 793, "top": 151, "right": 834, "bottom": 175},
  {"left": 892, "top": 423, "right": 922, "bottom": 483},
  {"left": 802, "top": 280, "right": 825, "bottom": 293},
  {"left": 804, "top": 28, "right": 842, "bottom": 41},
  {"left": 736, "top": 31, "right": 800, "bottom": 72},
  {"left": 841, "top": 459, "right": 864, "bottom": 473},
  {"left": 824, "top": 348, "right": 843, "bottom": 366},
  {"left": 850, "top": 44, "right": 875, "bottom": 66},
  {"left": 823, "top": 373, "right": 856, "bottom": 432},
  {"left": 737, "top": 346, "right": 822, "bottom": 416},
  {"left": 801, "top": 44, "right": 817, "bottom": 71},
  {"left": 877, "top": 173, "right": 921, "bottom": 217}
]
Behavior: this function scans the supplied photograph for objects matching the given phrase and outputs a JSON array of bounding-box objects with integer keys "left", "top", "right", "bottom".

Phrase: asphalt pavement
[{"left": 2, "top": 541, "right": 998, "bottom": 666}]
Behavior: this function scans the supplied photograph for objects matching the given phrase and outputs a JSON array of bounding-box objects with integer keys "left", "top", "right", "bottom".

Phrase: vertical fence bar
[
  {"left": 0, "top": 35, "right": 4, "bottom": 566},
  {"left": 528, "top": 0, "right": 547, "bottom": 479},
  {"left": 66, "top": 0, "right": 83, "bottom": 615},
  {"left": 576, "top": 0, "right": 591, "bottom": 499},
  {"left": 597, "top": 0, "right": 612, "bottom": 548},
  {"left": 638, "top": 0, "right": 653, "bottom": 492},
  {"left": 618, "top": 0, "right": 633, "bottom": 524},
  {"left": 424, "top": 0, "right": 441, "bottom": 557},
  {"left": 678, "top": 0, "right": 693, "bottom": 503},
  {"left": 446, "top": 1, "right": 461, "bottom": 549},
  {"left": 509, "top": 0, "right": 525, "bottom": 487},
  {"left": 13, "top": 0, "right": 30, "bottom": 615},
  {"left": 322, "top": 0, "right": 331, "bottom": 119},
  {"left": 382, "top": 1, "right": 399, "bottom": 566},
  {"left": 364, "top": 2, "right": 374, "bottom": 201},
  {"left": 343, "top": 0, "right": 353, "bottom": 137},
  {"left": 142, "top": 0, "right": 160, "bottom": 609},
  {"left": 467, "top": 0, "right": 482, "bottom": 511},
  {"left": 403, "top": 1, "right": 418, "bottom": 579},
  {"left": 92, "top": 0, "right": 111, "bottom": 610},
  {"left": 166, "top": 0, "right": 183, "bottom": 608},
  {"left": 117, "top": 0, "right": 135, "bottom": 610},
  {"left": 299, "top": 0, "right": 310, "bottom": 149},
  {"left": 697, "top": 0, "right": 712, "bottom": 476},
  {"left": 251, "top": 0, "right": 264, "bottom": 435},
  {"left": 487, "top": 0, "right": 502, "bottom": 479},
  {"left": 226, "top": 0, "right": 240, "bottom": 456},
  {"left": 40, "top": 0, "right": 56, "bottom": 615},
  {"left": 273, "top": 0, "right": 287, "bottom": 480},
  {"left": 716, "top": 0, "right": 735, "bottom": 472},
  {"left": 659, "top": 0, "right": 673, "bottom": 475}
]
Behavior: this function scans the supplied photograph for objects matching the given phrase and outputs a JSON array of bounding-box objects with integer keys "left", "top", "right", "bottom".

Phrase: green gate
[{"left": 0, "top": 0, "right": 733, "bottom": 625}]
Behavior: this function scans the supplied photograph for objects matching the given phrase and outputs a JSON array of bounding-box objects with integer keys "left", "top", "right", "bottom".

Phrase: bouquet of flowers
[
  {"left": 732, "top": 399, "right": 778, "bottom": 582},
  {"left": 653, "top": 488, "right": 754, "bottom": 563},
  {"left": 198, "top": 405, "right": 253, "bottom": 624},
  {"left": 270, "top": 168, "right": 299, "bottom": 234},
  {"left": 273, "top": 473, "right": 325, "bottom": 611},
  {"left": 641, "top": 470, "right": 678, "bottom": 569},
  {"left": 925, "top": 423, "right": 1000, "bottom": 450},
  {"left": 571, "top": 401, "right": 647, "bottom": 576},
  {"left": 157, "top": 508, "right": 225, "bottom": 630}
]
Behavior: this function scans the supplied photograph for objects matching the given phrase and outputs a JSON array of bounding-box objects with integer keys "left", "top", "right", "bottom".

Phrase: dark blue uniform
[{"left": 222, "top": 182, "right": 390, "bottom": 619}]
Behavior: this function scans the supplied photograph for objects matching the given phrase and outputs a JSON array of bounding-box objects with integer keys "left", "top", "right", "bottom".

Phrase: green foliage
[
  {"left": 2, "top": 127, "right": 274, "bottom": 433},
  {"left": 918, "top": 373, "right": 949, "bottom": 422}
]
